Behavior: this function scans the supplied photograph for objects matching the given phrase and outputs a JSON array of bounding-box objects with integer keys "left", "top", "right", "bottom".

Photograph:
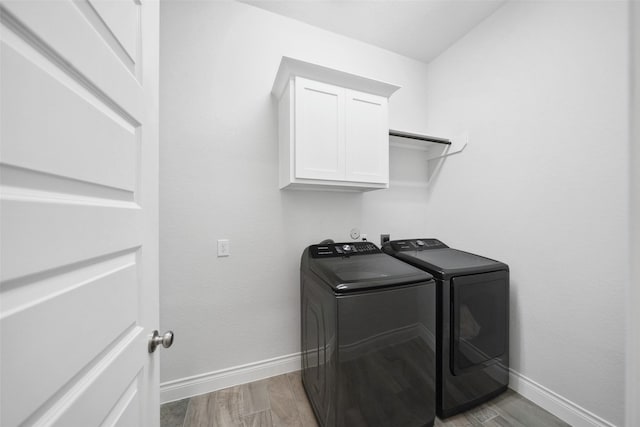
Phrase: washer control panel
[
  {"left": 387, "top": 239, "right": 448, "bottom": 252},
  {"left": 310, "top": 242, "right": 381, "bottom": 258}
]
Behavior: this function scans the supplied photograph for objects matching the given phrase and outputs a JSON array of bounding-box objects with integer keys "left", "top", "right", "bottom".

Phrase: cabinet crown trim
[{"left": 271, "top": 56, "right": 401, "bottom": 99}]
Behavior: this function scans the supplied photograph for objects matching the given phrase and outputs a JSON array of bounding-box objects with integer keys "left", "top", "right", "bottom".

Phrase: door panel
[
  {"left": 2, "top": 0, "right": 143, "bottom": 117},
  {"left": 345, "top": 90, "right": 388, "bottom": 184},
  {"left": 0, "top": 1, "right": 159, "bottom": 426},
  {"left": 1, "top": 43, "right": 138, "bottom": 192},
  {"left": 50, "top": 340, "right": 145, "bottom": 427},
  {"left": 2, "top": 263, "right": 138, "bottom": 411},
  {"left": 1, "top": 201, "right": 141, "bottom": 282},
  {"left": 295, "top": 76, "right": 345, "bottom": 181},
  {"left": 86, "top": 0, "right": 139, "bottom": 67}
]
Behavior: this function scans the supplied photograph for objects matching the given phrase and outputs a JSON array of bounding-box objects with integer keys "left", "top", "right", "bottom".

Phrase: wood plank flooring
[{"left": 161, "top": 371, "right": 570, "bottom": 427}]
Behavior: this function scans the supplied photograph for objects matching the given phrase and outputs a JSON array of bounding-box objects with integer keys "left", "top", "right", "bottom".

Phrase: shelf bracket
[{"left": 426, "top": 132, "right": 468, "bottom": 160}]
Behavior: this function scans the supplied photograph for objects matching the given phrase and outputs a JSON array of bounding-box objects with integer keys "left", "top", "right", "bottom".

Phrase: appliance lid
[
  {"left": 306, "top": 242, "right": 433, "bottom": 292},
  {"left": 383, "top": 239, "right": 508, "bottom": 279}
]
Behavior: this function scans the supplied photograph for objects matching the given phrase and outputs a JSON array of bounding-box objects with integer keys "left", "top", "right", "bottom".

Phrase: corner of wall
[{"left": 626, "top": 1, "right": 640, "bottom": 426}]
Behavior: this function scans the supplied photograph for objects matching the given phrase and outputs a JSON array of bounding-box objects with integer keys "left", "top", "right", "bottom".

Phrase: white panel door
[
  {"left": 294, "top": 76, "right": 346, "bottom": 181},
  {"left": 345, "top": 89, "right": 389, "bottom": 184},
  {"left": 0, "top": 1, "right": 160, "bottom": 426}
]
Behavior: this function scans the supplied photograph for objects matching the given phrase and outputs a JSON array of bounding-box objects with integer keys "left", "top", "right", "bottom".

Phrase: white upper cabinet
[{"left": 272, "top": 57, "right": 400, "bottom": 191}]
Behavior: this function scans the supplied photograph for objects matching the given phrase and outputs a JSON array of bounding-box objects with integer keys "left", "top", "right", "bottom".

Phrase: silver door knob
[{"left": 148, "top": 330, "right": 174, "bottom": 353}]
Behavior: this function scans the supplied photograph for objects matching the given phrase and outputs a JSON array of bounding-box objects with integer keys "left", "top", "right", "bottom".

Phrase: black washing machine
[
  {"left": 382, "top": 239, "right": 509, "bottom": 419},
  {"left": 301, "top": 241, "right": 436, "bottom": 427}
]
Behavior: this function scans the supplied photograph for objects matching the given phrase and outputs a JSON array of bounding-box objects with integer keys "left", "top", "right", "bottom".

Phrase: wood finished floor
[{"left": 161, "top": 371, "right": 570, "bottom": 427}]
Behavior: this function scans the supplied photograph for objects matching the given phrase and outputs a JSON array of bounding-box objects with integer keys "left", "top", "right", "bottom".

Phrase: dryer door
[{"left": 450, "top": 270, "right": 509, "bottom": 375}]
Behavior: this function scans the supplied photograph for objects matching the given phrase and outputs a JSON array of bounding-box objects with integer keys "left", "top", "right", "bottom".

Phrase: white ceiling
[{"left": 239, "top": 0, "right": 507, "bottom": 63}]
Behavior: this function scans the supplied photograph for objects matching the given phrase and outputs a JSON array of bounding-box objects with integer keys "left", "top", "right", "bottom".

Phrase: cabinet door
[
  {"left": 345, "top": 90, "right": 389, "bottom": 184},
  {"left": 295, "top": 77, "right": 345, "bottom": 181}
]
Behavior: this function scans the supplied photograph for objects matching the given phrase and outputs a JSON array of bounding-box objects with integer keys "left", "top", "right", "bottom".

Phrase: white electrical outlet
[{"left": 217, "top": 239, "right": 230, "bottom": 257}]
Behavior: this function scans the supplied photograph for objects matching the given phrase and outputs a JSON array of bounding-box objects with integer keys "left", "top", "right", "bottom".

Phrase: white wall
[
  {"left": 423, "top": 1, "right": 629, "bottom": 425},
  {"left": 159, "top": 0, "right": 431, "bottom": 397},
  {"left": 627, "top": 2, "right": 640, "bottom": 426}
]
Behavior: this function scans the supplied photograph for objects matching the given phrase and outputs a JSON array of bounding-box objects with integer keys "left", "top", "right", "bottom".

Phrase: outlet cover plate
[{"left": 217, "top": 239, "right": 230, "bottom": 257}]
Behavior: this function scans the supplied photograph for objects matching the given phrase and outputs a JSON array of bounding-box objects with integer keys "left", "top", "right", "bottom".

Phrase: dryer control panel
[
  {"left": 310, "top": 242, "right": 381, "bottom": 258},
  {"left": 386, "top": 239, "right": 448, "bottom": 252}
]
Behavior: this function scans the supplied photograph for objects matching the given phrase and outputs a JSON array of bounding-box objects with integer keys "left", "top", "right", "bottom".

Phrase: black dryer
[{"left": 383, "top": 238, "right": 509, "bottom": 419}]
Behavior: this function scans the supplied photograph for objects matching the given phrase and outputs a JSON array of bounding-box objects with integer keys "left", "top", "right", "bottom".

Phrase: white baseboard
[
  {"left": 160, "top": 353, "right": 301, "bottom": 404},
  {"left": 160, "top": 354, "right": 616, "bottom": 427},
  {"left": 508, "top": 369, "right": 616, "bottom": 427}
]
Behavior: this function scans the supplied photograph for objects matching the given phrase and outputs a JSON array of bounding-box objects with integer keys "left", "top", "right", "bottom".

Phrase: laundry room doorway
[{"left": 0, "top": 1, "right": 161, "bottom": 426}]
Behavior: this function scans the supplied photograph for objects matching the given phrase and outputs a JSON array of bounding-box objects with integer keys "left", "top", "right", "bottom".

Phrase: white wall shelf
[{"left": 389, "top": 129, "right": 468, "bottom": 160}]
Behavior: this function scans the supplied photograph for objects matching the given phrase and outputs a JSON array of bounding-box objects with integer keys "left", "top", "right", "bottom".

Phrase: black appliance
[
  {"left": 382, "top": 239, "right": 509, "bottom": 419},
  {"left": 301, "top": 241, "right": 436, "bottom": 427}
]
